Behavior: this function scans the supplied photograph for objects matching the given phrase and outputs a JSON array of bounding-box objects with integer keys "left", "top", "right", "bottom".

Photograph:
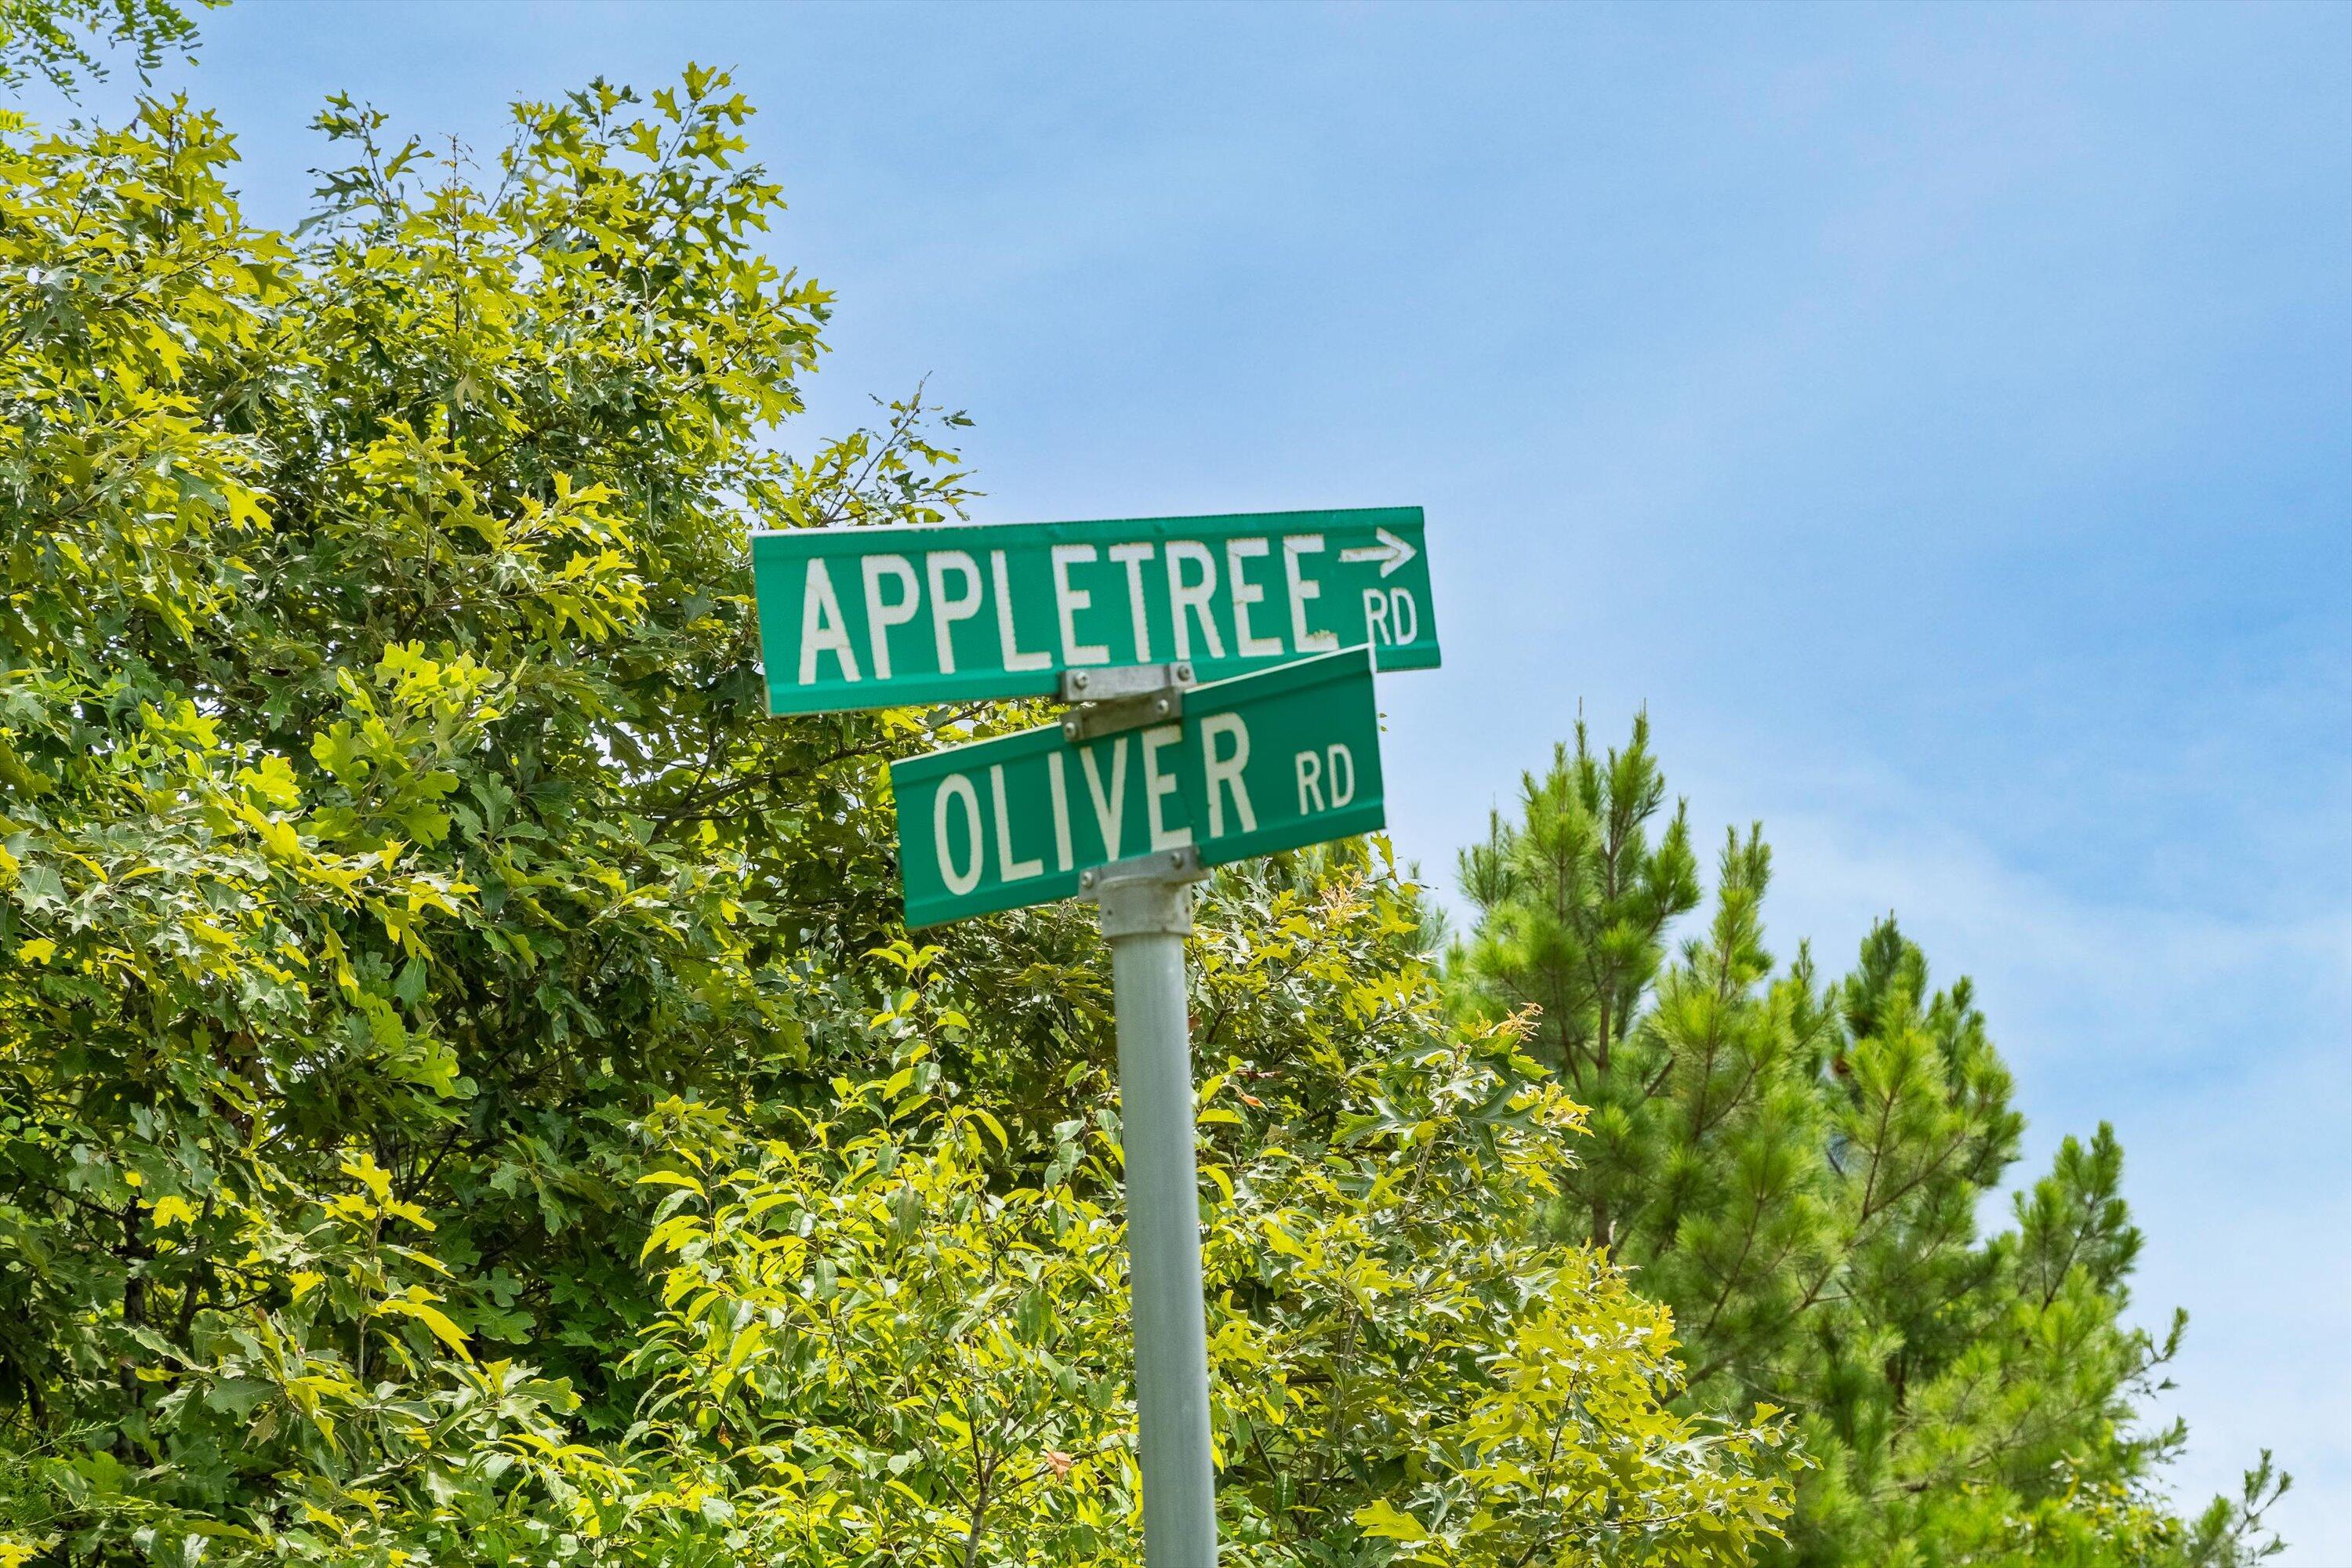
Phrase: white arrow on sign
[{"left": 1338, "top": 525, "right": 1417, "bottom": 578}]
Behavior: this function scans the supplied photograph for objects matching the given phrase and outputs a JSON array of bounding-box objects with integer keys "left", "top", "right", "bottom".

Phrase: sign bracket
[
  {"left": 1078, "top": 844, "right": 1207, "bottom": 902},
  {"left": 1058, "top": 661, "right": 1197, "bottom": 743}
]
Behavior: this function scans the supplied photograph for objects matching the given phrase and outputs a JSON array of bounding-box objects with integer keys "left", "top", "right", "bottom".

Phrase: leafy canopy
[
  {"left": 0, "top": 22, "right": 1795, "bottom": 1568},
  {"left": 0, "top": 0, "right": 204, "bottom": 94}
]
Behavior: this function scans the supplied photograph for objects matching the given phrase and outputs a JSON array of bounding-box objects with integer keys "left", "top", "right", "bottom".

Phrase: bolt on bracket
[
  {"left": 1079, "top": 844, "right": 1207, "bottom": 901},
  {"left": 1058, "top": 662, "right": 1196, "bottom": 742}
]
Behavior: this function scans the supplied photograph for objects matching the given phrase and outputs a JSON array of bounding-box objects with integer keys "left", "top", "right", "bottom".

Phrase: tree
[
  {"left": 1450, "top": 719, "right": 2290, "bottom": 1566},
  {"left": 0, "top": 52, "right": 872, "bottom": 1562},
  {"left": 626, "top": 879, "right": 1795, "bottom": 1568},
  {"left": 0, "top": 21, "right": 1795, "bottom": 1565},
  {"left": 0, "top": 0, "right": 202, "bottom": 94}
]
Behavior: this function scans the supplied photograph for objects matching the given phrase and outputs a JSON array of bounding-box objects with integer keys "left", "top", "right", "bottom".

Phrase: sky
[{"left": 29, "top": 1, "right": 2350, "bottom": 1555}]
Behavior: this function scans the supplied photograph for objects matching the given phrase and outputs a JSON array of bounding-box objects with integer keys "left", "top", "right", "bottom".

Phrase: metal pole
[{"left": 1090, "top": 849, "right": 1217, "bottom": 1568}]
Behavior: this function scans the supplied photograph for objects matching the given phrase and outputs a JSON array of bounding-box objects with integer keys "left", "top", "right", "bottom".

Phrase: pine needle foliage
[{"left": 1450, "top": 719, "right": 2289, "bottom": 1567}]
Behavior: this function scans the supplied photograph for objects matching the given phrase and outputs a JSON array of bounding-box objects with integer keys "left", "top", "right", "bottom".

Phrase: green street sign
[
  {"left": 889, "top": 647, "right": 1384, "bottom": 927},
  {"left": 753, "top": 506, "right": 1436, "bottom": 715}
]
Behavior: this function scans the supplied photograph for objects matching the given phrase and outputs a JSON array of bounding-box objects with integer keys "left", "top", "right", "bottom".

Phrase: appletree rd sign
[
  {"left": 752, "top": 506, "right": 1436, "bottom": 715},
  {"left": 887, "top": 646, "right": 1382, "bottom": 928}
]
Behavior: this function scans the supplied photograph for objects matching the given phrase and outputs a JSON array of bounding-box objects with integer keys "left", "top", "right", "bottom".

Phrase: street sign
[
  {"left": 889, "top": 647, "right": 1384, "bottom": 927},
  {"left": 755, "top": 505, "right": 1435, "bottom": 1567},
  {"left": 753, "top": 506, "right": 1436, "bottom": 715}
]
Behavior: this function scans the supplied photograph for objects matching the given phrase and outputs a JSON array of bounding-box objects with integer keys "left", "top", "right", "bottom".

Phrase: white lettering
[
  {"left": 925, "top": 550, "right": 982, "bottom": 673},
  {"left": 992, "top": 550, "right": 1053, "bottom": 672},
  {"left": 934, "top": 774, "right": 982, "bottom": 896},
  {"left": 1387, "top": 589, "right": 1419, "bottom": 645},
  {"left": 989, "top": 763, "right": 1044, "bottom": 880},
  {"left": 1200, "top": 713, "right": 1255, "bottom": 839},
  {"left": 1363, "top": 586, "right": 1391, "bottom": 646},
  {"left": 1227, "top": 537, "right": 1283, "bottom": 659},
  {"left": 1080, "top": 737, "right": 1129, "bottom": 862},
  {"left": 1051, "top": 543, "right": 1109, "bottom": 666},
  {"left": 1047, "top": 751, "right": 1074, "bottom": 871},
  {"left": 1294, "top": 749, "right": 1325, "bottom": 815},
  {"left": 1142, "top": 723, "right": 1190, "bottom": 851},
  {"left": 1165, "top": 541, "right": 1225, "bottom": 662},
  {"left": 1283, "top": 534, "right": 1338, "bottom": 653},
  {"left": 1108, "top": 542, "right": 1156, "bottom": 659},
  {"left": 1327, "top": 744, "right": 1357, "bottom": 808},
  {"left": 797, "top": 559, "right": 861, "bottom": 685},
  {"left": 861, "top": 554, "right": 920, "bottom": 681}
]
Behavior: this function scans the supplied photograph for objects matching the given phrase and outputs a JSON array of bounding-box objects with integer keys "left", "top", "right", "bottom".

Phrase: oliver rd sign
[
  {"left": 753, "top": 506, "right": 1436, "bottom": 714},
  {"left": 888, "top": 647, "right": 1382, "bottom": 927}
]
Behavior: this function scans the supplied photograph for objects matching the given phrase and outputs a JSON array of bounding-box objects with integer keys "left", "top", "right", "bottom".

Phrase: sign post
[
  {"left": 883, "top": 646, "right": 1387, "bottom": 1568},
  {"left": 751, "top": 509, "right": 1438, "bottom": 1568},
  {"left": 1091, "top": 851, "right": 1216, "bottom": 1568}
]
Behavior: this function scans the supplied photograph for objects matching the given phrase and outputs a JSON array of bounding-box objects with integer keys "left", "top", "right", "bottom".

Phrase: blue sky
[{"left": 33, "top": 2, "right": 2349, "bottom": 1554}]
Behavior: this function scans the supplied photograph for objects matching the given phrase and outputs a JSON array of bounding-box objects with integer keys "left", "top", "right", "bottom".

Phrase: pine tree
[{"left": 1451, "top": 718, "right": 2289, "bottom": 1566}]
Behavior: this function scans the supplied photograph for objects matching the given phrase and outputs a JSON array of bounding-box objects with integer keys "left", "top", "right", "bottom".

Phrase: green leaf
[{"left": 1354, "top": 1499, "right": 1429, "bottom": 1541}]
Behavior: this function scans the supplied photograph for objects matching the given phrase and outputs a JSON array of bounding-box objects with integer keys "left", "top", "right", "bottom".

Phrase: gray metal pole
[{"left": 1091, "top": 852, "right": 1217, "bottom": 1568}]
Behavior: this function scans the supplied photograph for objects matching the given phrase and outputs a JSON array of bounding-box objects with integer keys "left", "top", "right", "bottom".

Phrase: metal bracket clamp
[
  {"left": 1059, "top": 662, "right": 1196, "bottom": 742},
  {"left": 1080, "top": 845, "right": 1207, "bottom": 936}
]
